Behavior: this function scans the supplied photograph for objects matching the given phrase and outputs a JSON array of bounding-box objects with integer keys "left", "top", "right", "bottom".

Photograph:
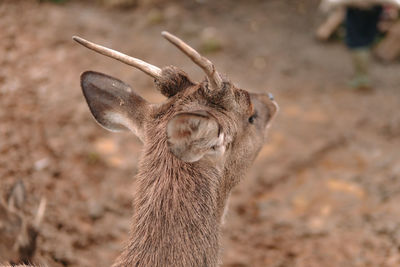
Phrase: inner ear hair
[{"left": 166, "top": 111, "right": 222, "bottom": 162}]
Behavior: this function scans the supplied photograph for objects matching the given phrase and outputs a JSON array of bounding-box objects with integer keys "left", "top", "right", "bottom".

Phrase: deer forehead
[{"left": 150, "top": 84, "right": 253, "bottom": 130}]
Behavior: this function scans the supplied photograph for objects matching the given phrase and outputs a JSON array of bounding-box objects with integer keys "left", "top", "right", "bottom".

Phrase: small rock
[
  {"left": 34, "top": 157, "right": 49, "bottom": 171},
  {"left": 88, "top": 201, "right": 104, "bottom": 221}
]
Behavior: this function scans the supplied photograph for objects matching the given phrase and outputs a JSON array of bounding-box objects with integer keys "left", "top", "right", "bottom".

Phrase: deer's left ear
[
  {"left": 81, "top": 71, "right": 149, "bottom": 141},
  {"left": 166, "top": 111, "right": 224, "bottom": 162}
]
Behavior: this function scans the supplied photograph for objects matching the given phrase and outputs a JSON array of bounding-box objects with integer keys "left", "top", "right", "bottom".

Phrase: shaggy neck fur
[{"left": 113, "top": 129, "right": 223, "bottom": 267}]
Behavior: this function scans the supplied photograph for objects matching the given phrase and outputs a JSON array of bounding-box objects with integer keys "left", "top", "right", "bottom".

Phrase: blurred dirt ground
[{"left": 1, "top": 0, "right": 400, "bottom": 266}]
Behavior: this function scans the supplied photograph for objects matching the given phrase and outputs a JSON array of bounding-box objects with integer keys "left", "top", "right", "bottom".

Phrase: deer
[{"left": 72, "top": 31, "right": 279, "bottom": 267}]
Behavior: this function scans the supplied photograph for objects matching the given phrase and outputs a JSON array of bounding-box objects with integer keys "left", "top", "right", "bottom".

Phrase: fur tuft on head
[{"left": 155, "top": 66, "right": 195, "bottom": 97}]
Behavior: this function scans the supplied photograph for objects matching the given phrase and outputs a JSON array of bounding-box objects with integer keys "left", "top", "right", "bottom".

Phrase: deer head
[{"left": 74, "top": 32, "right": 278, "bottom": 266}]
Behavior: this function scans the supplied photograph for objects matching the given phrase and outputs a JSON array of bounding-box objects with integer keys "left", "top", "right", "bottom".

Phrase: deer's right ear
[
  {"left": 81, "top": 71, "right": 149, "bottom": 140},
  {"left": 166, "top": 111, "right": 224, "bottom": 163}
]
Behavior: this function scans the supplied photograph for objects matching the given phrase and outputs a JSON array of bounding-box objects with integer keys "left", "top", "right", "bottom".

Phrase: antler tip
[
  {"left": 161, "top": 31, "right": 174, "bottom": 41},
  {"left": 72, "top": 35, "right": 85, "bottom": 45}
]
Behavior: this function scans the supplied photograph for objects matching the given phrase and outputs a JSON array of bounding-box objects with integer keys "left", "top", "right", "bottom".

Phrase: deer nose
[{"left": 267, "top": 93, "right": 274, "bottom": 101}]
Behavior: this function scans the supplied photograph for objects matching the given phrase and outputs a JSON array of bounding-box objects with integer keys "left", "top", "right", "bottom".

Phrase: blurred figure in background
[
  {"left": 345, "top": 5, "right": 382, "bottom": 90},
  {"left": 319, "top": 0, "right": 399, "bottom": 90}
]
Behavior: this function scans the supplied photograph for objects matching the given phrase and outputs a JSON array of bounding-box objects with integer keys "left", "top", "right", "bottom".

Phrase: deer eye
[{"left": 248, "top": 113, "right": 257, "bottom": 124}]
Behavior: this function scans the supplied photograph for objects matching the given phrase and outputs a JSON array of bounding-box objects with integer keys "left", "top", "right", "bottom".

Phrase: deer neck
[{"left": 114, "top": 140, "right": 223, "bottom": 267}]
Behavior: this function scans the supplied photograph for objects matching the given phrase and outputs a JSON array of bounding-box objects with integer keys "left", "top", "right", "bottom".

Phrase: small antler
[
  {"left": 72, "top": 36, "right": 162, "bottom": 79},
  {"left": 161, "top": 31, "right": 223, "bottom": 91}
]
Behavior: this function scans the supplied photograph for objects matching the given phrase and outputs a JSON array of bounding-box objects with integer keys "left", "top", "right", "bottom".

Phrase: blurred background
[{"left": 1, "top": 0, "right": 400, "bottom": 266}]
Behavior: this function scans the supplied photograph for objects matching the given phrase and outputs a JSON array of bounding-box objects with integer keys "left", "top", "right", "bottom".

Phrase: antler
[
  {"left": 73, "top": 33, "right": 224, "bottom": 91},
  {"left": 72, "top": 36, "right": 162, "bottom": 79},
  {"left": 161, "top": 31, "right": 223, "bottom": 91}
]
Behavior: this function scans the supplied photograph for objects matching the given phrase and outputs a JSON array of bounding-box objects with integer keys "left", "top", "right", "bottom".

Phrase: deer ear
[
  {"left": 166, "top": 111, "right": 224, "bottom": 162},
  {"left": 81, "top": 71, "right": 149, "bottom": 140}
]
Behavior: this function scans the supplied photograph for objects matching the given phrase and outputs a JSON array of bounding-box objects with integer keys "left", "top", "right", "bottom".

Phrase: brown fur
[
  {"left": 80, "top": 43, "right": 279, "bottom": 266},
  {"left": 103, "top": 81, "right": 277, "bottom": 266},
  {"left": 155, "top": 66, "right": 195, "bottom": 97}
]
